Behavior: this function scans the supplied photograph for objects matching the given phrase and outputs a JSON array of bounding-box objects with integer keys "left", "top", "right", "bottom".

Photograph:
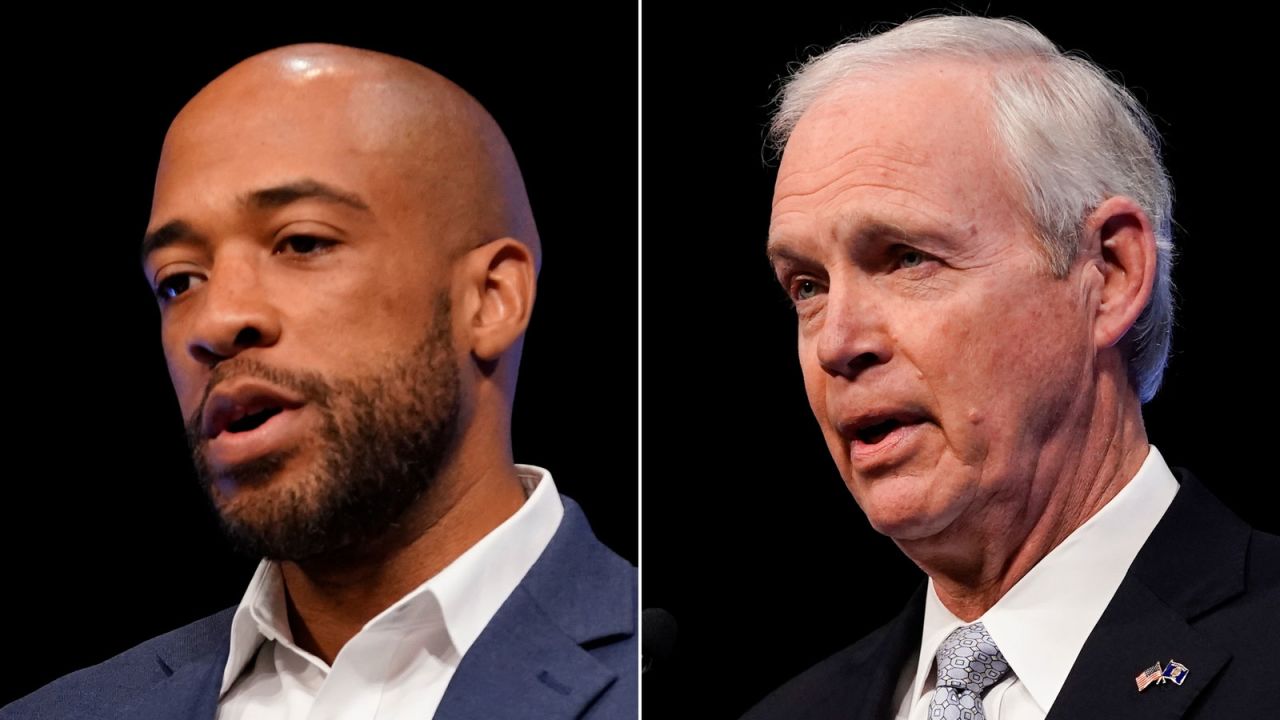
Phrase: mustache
[{"left": 184, "top": 357, "right": 334, "bottom": 447}]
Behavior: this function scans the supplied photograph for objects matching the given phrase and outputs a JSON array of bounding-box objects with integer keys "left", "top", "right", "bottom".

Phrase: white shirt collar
[
  {"left": 908, "top": 445, "right": 1179, "bottom": 714},
  {"left": 219, "top": 464, "right": 565, "bottom": 697}
]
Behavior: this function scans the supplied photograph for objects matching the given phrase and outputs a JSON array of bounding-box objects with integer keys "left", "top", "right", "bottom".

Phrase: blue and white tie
[{"left": 928, "top": 622, "right": 1011, "bottom": 720}]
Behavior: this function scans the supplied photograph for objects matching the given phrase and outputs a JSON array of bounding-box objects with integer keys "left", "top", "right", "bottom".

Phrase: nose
[
  {"left": 184, "top": 251, "right": 282, "bottom": 367},
  {"left": 813, "top": 276, "right": 893, "bottom": 379}
]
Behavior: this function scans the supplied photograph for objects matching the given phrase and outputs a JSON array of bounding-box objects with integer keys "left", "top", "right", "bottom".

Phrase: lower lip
[
  {"left": 850, "top": 421, "right": 928, "bottom": 467},
  {"left": 205, "top": 406, "right": 310, "bottom": 470}
]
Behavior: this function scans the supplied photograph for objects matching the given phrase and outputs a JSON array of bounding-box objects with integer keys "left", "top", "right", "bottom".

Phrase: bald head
[
  {"left": 136, "top": 44, "right": 559, "bottom": 568},
  {"left": 157, "top": 43, "right": 540, "bottom": 267},
  {"left": 145, "top": 41, "right": 547, "bottom": 443}
]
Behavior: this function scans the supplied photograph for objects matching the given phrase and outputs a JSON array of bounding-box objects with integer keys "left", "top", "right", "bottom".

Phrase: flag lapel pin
[
  {"left": 1135, "top": 662, "right": 1163, "bottom": 692},
  {"left": 1158, "top": 660, "right": 1189, "bottom": 686},
  {"left": 1137, "top": 659, "right": 1190, "bottom": 692}
]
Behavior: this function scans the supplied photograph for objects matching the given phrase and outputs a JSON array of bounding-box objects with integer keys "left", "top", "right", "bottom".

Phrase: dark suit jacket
[
  {"left": 742, "top": 468, "right": 1280, "bottom": 719},
  {"left": 2, "top": 496, "right": 637, "bottom": 720}
]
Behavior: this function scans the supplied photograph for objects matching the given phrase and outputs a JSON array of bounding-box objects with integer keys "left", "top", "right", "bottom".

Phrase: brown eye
[
  {"left": 276, "top": 235, "right": 335, "bottom": 255},
  {"left": 154, "top": 273, "right": 203, "bottom": 303}
]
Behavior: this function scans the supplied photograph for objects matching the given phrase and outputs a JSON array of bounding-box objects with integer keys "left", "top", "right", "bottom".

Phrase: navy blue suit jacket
[
  {"left": 741, "top": 469, "right": 1280, "bottom": 719},
  {"left": 2, "top": 497, "right": 637, "bottom": 720}
]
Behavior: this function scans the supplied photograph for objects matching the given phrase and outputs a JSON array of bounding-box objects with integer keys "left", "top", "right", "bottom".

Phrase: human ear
[
  {"left": 457, "top": 238, "right": 537, "bottom": 361},
  {"left": 1081, "top": 196, "right": 1158, "bottom": 349}
]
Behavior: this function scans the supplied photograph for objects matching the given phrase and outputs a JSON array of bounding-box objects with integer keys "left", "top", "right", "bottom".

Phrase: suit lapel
[
  {"left": 1044, "top": 579, "right": 1230, "bottom": 720},
  {"left": 118, "top": 650, "right": 227, "bottom": 720},
  {"left": 434, "top": 497, "right": 636, "bottom": 720},
  {"left": 767, "top": 583, "right": 923, "bottom": 720},
  {"left": 108, "top": 497, "right": 633, "bottom": 720},
  {"left": 1046, "top": 469, "right": 1248, "bottom": 720},
  {"left": 432, "top": 586, "right": 619, "bottom": 720},
  {"left": 859, "top": 585, "right": 926, "bottom": 720},
  {"left": 114, "top": 610, "right": 235, "bottom": 720}
]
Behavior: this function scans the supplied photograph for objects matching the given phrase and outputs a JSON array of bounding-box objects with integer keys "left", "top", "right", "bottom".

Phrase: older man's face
[
  {"left": 767, "top": 62, "right": 1098, "bottom": 542},
  {"left": 141, "top": 66, "right": 464, "bottom": 560}
]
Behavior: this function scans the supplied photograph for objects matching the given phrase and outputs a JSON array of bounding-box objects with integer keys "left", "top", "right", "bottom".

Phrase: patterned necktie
[{"left": 928, "top": 622, "right": 1011, "bottom": 720}]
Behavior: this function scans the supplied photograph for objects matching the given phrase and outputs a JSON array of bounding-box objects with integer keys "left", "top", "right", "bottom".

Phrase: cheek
[
  {"left": 357, "top": 251, "right": 444, "bottom": 332},
  {"left": 281, "top": 271, "right": 428, "bottom": 370},
  {"left": 896, "top": 306, "right": 985, "bottom": 418},
  {"left": 160, "top": 330, "right": 201, "bottom": 418},
  {"left": 983, "top": 292, "right": 1089, "bottom": 399},
  {"left": 937, "top": 288, "right": 1090, "bottom": 462},
  {"left": 295, "top": 274, "right": 374, "bottom": 327},
  {"left": 798, "top": 340, "right": 827, "bottom": 422},
  {"left": 798, "top": 348, "right": 852, "bottom": 475}
]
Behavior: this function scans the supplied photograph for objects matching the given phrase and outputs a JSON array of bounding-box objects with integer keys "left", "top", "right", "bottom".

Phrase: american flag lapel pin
[{"left": 1135, "top": 662, "right": 1163, "bottom": 692}]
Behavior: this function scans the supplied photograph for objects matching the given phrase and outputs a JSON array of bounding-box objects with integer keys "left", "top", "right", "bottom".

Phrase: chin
[
  {"left": 209, "top": 459, "right": 324, "bottom": 537},
  {"left": 217, "top": 480, "right": 310, "bottom": 527},
  {"left": 205, "top": 447, "right": 304, "bottom": 499},
  {"left": 213, "top": 476, "right": 338, "bottom": 561},
  {"left": 852, "top": 474, "right": 956, "bottom": 541}
]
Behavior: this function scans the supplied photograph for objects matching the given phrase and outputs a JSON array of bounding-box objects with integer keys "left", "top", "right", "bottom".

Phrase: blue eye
[
  {"left": 788, "top": 277, "right": 824, "bottom": 304},
  {"left": 900, "top": 250, "right": 925, "bottom": 268}
]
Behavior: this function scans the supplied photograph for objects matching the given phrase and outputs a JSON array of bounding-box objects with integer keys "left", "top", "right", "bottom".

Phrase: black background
[
  {"left": 5, "top": 12, "right": 636, "bottom": 707},
  {"left": 641, "top": 3, "right": 1278, "bottom": 718}
]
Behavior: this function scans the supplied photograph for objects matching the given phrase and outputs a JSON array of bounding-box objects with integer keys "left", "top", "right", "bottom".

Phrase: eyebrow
[
  {"left": 140, "top": 220, "right": 201, "bottom": 271},
  {"left": 766, "top": 219, "right": 944, "bottom": 267},
  {"left": 765, "top": 242, "right": 808, "bottom": 268},
  {"left": 140, "top": 179, "right": 372, "bottom": 268},
  {"left": 242, "top": 179, "right": 371, "bottom": 214}
]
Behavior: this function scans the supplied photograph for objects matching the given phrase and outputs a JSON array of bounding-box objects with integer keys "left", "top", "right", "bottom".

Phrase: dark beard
[{"left": 184, "top": 297, "right": 461, "bottom": 562}]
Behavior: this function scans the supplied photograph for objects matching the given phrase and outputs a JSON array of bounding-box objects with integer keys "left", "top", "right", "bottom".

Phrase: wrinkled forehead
[
  {"left": 769, "top": 61, "right": 1029, "bottom": 242},
  {"left": 776, "top": 62, "right": 1000, "bottom": 193}
]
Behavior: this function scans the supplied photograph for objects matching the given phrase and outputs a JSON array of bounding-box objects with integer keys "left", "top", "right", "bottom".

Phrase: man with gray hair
[{"left": 746, "top": 15, "right": 1276, "bottom": 719}]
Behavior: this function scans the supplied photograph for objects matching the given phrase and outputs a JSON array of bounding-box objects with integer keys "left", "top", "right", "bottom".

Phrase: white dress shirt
[
  {"left": 216, "top": 465, "right": 565, "bottom": 720},
  {"left": 892, "top": 445, "right": 1179, "bottom": 720}
]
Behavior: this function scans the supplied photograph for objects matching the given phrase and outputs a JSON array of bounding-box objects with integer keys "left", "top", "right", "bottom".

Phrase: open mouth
[
  {"left": 224, "top": 406, "right": 284, "bottom": 435},
  {"left": 201, "top": 380, "right": 307, "bottom": 441},
  {"left": 204, "top": 404, "right": 310, "bottom": 471},
  {"left": 200, "top": 381, "right": 310, "bottom": 470},
  {"left": 847, "top": 413, "right": 930, "bottom": 464},
  {"left": 855, "top": 418, "right": 909, "bottom": 446}
]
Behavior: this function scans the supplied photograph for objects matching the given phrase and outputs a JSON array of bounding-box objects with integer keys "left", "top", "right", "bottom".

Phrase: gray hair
[{"left": 769, "top": 16, "right": 1175, "bottom": 404}]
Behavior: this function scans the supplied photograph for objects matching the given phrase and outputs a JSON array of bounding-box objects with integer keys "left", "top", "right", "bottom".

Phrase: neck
[
  {"left": 278, "top": 430, "right": 526, "bottom": 665},
  {"left": 903, "top": 367, "right": 1150, "bottom": 621}
]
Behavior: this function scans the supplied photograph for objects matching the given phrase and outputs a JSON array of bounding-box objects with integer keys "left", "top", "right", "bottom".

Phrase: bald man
[{"left": 2, "top": 44, "right": 636, "bottom": 720}]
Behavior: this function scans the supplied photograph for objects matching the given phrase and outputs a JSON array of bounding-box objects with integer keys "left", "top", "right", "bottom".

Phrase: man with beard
[{"left": 3, "top": 44, "right": 635, "bottom": 719}]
